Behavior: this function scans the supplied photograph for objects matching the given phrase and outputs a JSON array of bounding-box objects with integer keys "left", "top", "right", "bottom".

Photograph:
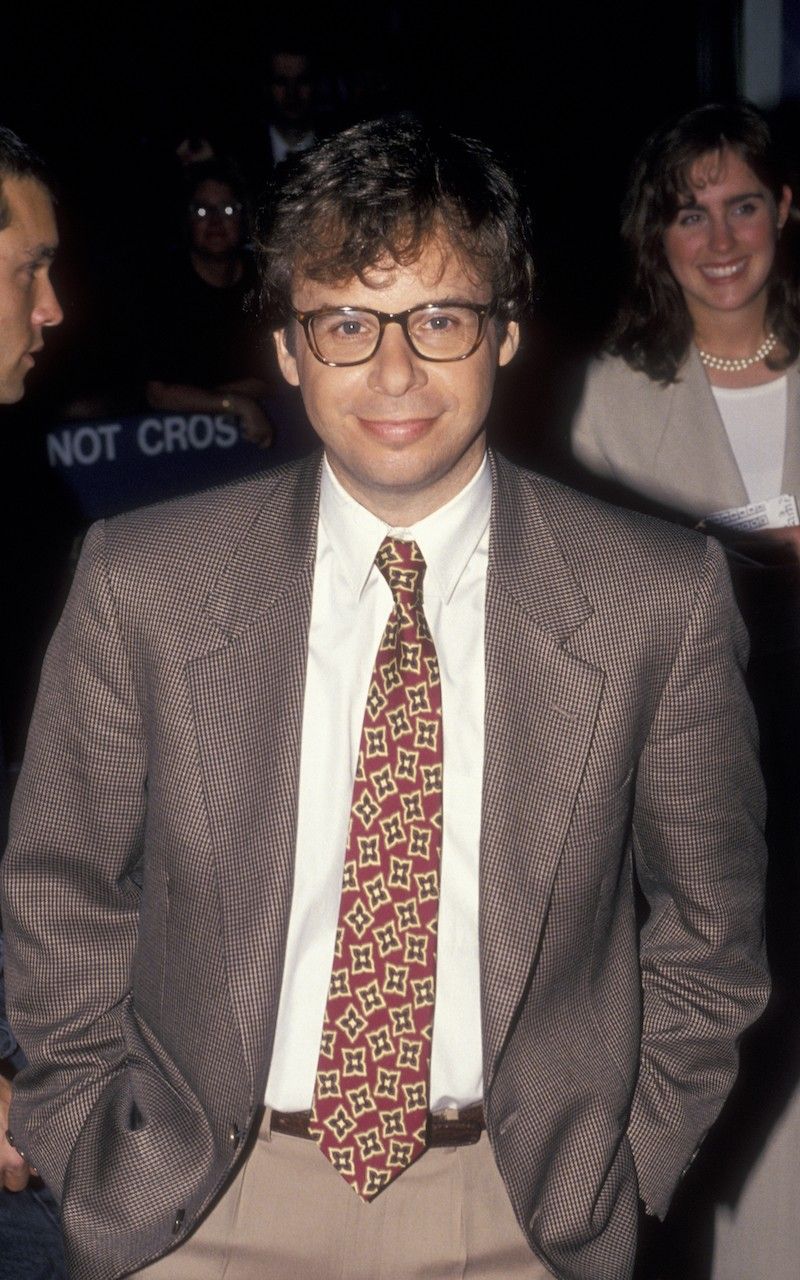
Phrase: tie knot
[{"left": 375, "top": 536, "right": 426, "bottom": 605}]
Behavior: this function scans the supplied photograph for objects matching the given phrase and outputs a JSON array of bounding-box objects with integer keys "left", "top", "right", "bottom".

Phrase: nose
[
  {"left": 366, "top": 321, "right": 427, "bottom": 397},
  {"left": 33, "top": 273, "right": 63, "bottom": 329},
  {"left": 707, "top": 213, "right": 735, "bottom": 255}
]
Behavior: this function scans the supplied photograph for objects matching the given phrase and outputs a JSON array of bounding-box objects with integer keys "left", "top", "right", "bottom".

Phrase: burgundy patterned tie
[{"left": 310, "top": 536, "right": 443, "bottom": 1200}]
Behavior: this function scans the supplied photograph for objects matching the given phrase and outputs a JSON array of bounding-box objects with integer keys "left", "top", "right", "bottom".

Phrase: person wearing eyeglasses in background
[
  {"left": 144, "top": 160, "right": 274, "bottom": 448},
  {"left": 2, "top": 116, "right": 768, "bottom": 1280}
]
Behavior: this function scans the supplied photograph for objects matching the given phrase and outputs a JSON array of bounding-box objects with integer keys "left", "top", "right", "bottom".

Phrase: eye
[
  {"left": 426, "top": 313, "right": 457, "bottom": 331},
  {"left": 337, "top": 318, "right": 368, "bottom": 336},
  {"left": 676, "top": 209, "right": 703, "bottom": 227},
  {"left": 732, "top": 200, "right": 759, "bottom": 217},
  {"left": 413, "top": 308, "right": 466, "bottom": 336},
  {"left": 314, "top": 311, "right": 377, "bottom": 344}
]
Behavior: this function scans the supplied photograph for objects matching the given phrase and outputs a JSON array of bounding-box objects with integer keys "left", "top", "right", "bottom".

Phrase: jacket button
[
  {"left": 172, "top": 1209, "right": 185, "bottom": 1235},
  {"left": 228, "top": 1123, "right": 241, "bottom": 1146}
]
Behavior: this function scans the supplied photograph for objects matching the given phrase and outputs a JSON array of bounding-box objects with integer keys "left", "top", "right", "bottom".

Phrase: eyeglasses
[
  {"left": 291, "top": 301, "right": 496, "bottom": 366},
  {"left": 189, "top": 201, "right": 242, "bottom": 220}
]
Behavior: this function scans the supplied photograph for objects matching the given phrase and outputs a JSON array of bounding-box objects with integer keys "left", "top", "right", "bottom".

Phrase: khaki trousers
[{"left": 135, "top": 1110, "right": 553, "bottom": 1279}]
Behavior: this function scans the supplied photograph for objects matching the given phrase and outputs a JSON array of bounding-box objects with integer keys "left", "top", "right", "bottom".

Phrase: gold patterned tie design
[{"left": 310, "top": 536, "right": 443, "bottom": 1200}]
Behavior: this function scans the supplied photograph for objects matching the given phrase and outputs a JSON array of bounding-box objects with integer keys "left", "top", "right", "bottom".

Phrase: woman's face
[
  {"left": 662, "top": 147, "right": 791, "bottom": 329},
  {"left": 188, "top": 180, "right": 243, "bottom": 258}
]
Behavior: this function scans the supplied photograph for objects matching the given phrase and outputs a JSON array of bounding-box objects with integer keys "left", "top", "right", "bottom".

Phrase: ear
[
  {"left": 497, "top": 321, "right": 520, "bottom": 367},
  {"left": 778, "top": 185, "right": 793, "bottom": 230},
  {"left": 273, "top": 326, "right": 300, "bottom": 386}
]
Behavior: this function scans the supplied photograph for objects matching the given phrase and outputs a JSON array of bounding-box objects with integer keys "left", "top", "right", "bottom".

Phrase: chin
[{"left": 0, "top": 380, "right": 24, "bottom": 405}]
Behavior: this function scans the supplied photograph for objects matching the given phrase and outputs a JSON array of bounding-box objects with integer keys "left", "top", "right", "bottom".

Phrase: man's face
[
  {"left": 0, "top": 176, "right": 62, "bottom": 404},
  {"left": 275, "top": 237, "right": 519, "bottom": 522},
  {"left": 268, "top": 53, "right": 313, "bottom": 129}
]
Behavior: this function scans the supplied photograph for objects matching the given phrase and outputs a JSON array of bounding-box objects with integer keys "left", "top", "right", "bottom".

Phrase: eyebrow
[
  {"left": 311, "top": 297, "right": 488, "bottom": 311},
  {"left": 677, "top": 190, "right": 766, "bottom": 210},
  {"left": 23, "top": 244, "right": 58, "bottom": 263}
]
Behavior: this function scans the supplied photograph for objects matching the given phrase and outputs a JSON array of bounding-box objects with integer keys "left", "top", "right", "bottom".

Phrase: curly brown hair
[{"left": 257, "top": 114, "right": 534, "bottom": 332}]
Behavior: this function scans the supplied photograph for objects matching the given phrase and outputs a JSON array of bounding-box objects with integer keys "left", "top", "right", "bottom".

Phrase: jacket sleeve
[
  {"left": 0, "top": 521, "right": 148, "bottom": 1198},
  {"left": 627, "top": 535, "right": 769, "bottom": 1214},
  {"left": 570, "top": 362, "right": 617, "bottom": 480}
]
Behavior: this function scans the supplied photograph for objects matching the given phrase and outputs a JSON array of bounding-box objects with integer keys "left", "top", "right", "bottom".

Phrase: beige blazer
[
  {"left": 1, "top": 453, "right": 768, "bottom": 1280},
  {"left": 571, "top": 347, "right": 800, "bottom": 523}
]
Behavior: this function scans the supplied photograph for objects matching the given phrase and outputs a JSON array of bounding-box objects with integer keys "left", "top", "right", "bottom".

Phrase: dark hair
[
  {"left": 184, "top": 160, "right": 248, "bottom": 211},
  {"left": 611, "top": 101, "right": 800, "bottom": 383},
  {"left": 258, "top": 114, "right": 534, "bottom": 329},
  {"left": 0, "top": 126, "right": 51, "bottom": 231}
]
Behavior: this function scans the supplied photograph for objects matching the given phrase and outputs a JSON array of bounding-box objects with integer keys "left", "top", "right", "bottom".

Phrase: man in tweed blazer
[{"left": 1, "top": 119, "right": 768, "bottom": 1280}]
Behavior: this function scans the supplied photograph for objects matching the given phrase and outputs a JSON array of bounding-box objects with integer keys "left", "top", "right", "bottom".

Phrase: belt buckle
[{"left": 426, "top": 1105, "right": 484, "bottom": 1148}]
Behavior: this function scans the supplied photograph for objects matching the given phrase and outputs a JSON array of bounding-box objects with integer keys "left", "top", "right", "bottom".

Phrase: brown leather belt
[{"left": 270, "top": 1103, "right": 485, "bottom": 1147}]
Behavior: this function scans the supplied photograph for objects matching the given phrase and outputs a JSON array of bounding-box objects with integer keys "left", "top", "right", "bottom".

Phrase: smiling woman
[
  {"left": 571, "top": 101, "right": 800, "bottom": 531},
  {"left": 570, "top": 101, "right": 800, "bottom": 1280},
  {"left": 662, "top": 147, "right": 790, "bottom": 344}
]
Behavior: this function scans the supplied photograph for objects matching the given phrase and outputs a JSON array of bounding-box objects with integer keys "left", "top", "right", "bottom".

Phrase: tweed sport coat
[
  {"left": 1, "top": 451, "right": 768, "bottom": 1280},
  {"left": 571, "top": 347, "right": 800, "bottom": 524}
]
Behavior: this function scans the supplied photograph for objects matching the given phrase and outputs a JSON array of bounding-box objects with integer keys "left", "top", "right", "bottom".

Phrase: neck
[
  {"left": 191, "top": 252, "right": 243, "bottom": 289},
  {"left": 691, "top": 299, "right": 770, "bottom": 358},
  {"left": 327, "top": 442, "right": 487, "bottom": 526}
]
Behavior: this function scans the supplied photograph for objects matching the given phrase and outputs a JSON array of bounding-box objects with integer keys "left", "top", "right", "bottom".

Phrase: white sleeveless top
[{"left": 711, "top": 377, "right": 787, "bottom": 503}]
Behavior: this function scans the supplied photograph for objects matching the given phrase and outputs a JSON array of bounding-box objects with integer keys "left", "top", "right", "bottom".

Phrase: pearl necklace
[{"left": 697, "top": 332, "right": 778, "bottom": 372}]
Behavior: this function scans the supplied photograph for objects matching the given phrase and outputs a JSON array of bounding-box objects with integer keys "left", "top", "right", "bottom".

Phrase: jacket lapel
[
  {"left": 481, "top": 456, "right": 605, "bottom": 1085},
  {"left": 654, "top": 348, "right": 748, "bottom": 517},
  {"left": 186, "top": 456, "right": 321, "bottom": 1094},
  {"left": 781, "top": 361, "right": 800, "bottom": 497}
]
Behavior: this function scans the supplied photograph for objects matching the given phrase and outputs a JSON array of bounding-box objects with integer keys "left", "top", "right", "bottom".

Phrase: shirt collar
[
  {"left": 319, "top": 454, "right": 491, "bottom": 604},
  {"left": 269, "top": 124, "right": 315, "bottom": 165}
]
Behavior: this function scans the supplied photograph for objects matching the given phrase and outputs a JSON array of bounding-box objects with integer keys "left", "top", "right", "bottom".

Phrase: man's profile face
[
  {"left": 274, "top": 237, "right": 519, "bottom": 522},
  {"left": 0, "top": 176, "right": 61, "bottom": 404}
]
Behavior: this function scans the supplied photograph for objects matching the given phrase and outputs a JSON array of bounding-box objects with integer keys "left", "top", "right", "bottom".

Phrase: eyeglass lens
[
  {"left": 309, "top": 306, "right": 483, "bottom": 363},
  {"left": 190, "top": 202, "right": 241, "bottom": 220}
]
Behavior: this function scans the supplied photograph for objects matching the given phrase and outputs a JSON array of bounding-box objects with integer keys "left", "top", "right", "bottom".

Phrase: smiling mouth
[
  {"left": 357, "top": 417, "right": 437, "bottom": 440},
  {"left": 700, "top": 259, "right": 747, "bottom": 280}
]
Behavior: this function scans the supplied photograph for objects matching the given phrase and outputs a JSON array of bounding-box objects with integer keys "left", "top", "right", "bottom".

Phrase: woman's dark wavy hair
[
  {"left": 611, "top": 101, "right": 800, "bottom": 384},
  {"left": 257, "top": 113, "right": 534, "bottom": 330}
]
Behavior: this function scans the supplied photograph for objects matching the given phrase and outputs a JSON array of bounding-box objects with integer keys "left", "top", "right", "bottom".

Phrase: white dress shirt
[
  {"left": 265, "top": 456, "right": 490, "bottom": 1111},
  {"left": 268, "top": 124, "right": 315, "bottom": 166}
]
